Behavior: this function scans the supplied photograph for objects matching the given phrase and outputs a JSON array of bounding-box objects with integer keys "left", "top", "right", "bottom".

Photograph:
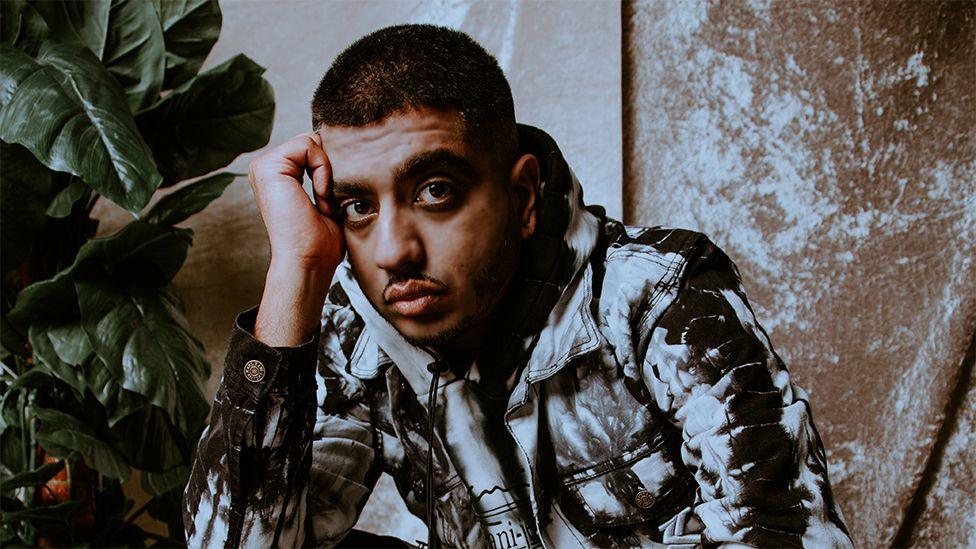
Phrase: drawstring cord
[{"left": 425, "top": 360, "right": 448, "bottom": 549}]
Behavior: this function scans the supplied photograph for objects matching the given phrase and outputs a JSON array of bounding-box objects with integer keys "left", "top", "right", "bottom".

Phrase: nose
[{"left": 372, "top": 208, "right": 424, "bottom": 273}]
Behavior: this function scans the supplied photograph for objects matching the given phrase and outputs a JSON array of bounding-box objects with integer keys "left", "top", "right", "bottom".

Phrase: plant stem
[
  {"left": 85, "top": 191, "right": 100, "bottom": 215},
  {"left": 19, "top": 390, "right": 29, "bottom": 470},
  {"left": 125, "top": 497, "right": 152, "bottom": 524},
  {"left": 26, "top": 391, "right": 36, "bottom": 473}
]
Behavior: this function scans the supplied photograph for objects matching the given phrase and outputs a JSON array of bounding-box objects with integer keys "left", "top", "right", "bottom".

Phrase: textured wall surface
[
  {"left": 909, "top": 337, "right": 976, "bottom": 547},
  {"left": 623, "top": 1, "right": 975, "bottom": 546}
]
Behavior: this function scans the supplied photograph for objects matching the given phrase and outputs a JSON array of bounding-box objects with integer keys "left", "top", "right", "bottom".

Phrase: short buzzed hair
[{"left": 311, "top": 24, "right": 517, "bottom": 163}]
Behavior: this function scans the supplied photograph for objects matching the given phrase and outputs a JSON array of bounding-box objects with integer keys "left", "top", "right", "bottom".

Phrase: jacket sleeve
[
  {"left": 639, "top": 235, "right": 853, "bottom": 548},
  {"left": 182, "top": 305, "right": 381, "bottom": 548}
]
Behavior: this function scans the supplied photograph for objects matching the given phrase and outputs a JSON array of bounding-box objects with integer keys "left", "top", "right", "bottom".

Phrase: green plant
[{"left": 0, "top": 0, "right": 274, "bottom": 545}]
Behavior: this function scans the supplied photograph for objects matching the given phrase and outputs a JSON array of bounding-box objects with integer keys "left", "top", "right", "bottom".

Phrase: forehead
[{"left": 318, "top": 107, "right": 471, "bottom": 184}]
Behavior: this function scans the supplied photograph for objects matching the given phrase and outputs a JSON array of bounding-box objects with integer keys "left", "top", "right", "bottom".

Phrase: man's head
[{"left": 312, "top": 25, "right": 540, "bottom": 351}]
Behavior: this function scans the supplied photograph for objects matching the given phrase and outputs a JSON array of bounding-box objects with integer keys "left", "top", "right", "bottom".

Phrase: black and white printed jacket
[{"left": 183, "top": 126, "right": 854, "bottom": 548}]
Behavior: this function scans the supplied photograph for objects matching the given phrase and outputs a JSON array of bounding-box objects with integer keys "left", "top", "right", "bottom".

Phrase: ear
[{"left": 509, "top": 153, "right": 540, "bottom": 240}]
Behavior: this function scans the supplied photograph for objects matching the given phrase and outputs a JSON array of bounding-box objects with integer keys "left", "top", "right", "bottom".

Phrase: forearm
[
  {"left": 184, "top": 307, "right": 320, "bottom": 548},
  {"left": 255, "top": 259, "right": 335, "bottom": 347}
]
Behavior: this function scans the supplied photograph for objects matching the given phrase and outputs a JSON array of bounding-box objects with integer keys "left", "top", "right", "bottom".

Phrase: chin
[
  {"left": 392, "top": 313, "right": 471, "bottom": 349},
  {"left": 393, "top": 318, "right": 451, "bottom": 345}
]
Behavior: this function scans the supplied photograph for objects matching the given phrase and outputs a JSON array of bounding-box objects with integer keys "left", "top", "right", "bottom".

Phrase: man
[{"left": 184, "top": 24, "right": 853, "bottom": 548}]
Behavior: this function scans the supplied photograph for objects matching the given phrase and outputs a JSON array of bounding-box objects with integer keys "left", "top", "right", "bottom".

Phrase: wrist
[
  {"left": 256, "top": 260, "right": 335, "bottom": 347},
  {"left": 268, "top": 254, "right": 339, "bottom": 277},
  {"left": 264, "top": 260, "right": 334, "bottom": 302}
]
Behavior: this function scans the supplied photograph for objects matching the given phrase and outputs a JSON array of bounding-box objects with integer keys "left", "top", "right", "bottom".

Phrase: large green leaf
[
  {"left": 144, "top": 172, "right": 238, "bottom": 225},
  {"left": 28, "top": 324, "right": 87, "bottom": 397},
  {"left": 46, "top": 322, "right": 92, "bottom": 366},
  {"left": 30, "top": 0, "right": 110, "bottom": 57},
  {"left": 65, "top": 220, "right": 193, "bottom": 288},
  {"left": 0, "top": 315, "right": 30, "bottom": 360},
  {"left": 36, "top": 429, "right": 130, "bottom": 481},
  {"left": 0, "top": 496, "right": 81, "bottom": 546},
  {"left": 7, "top": 270, "right": 78, "bottom": 326},
  {"left": 0, "top": 42, "right": 162, "bottom": 213},
  {"left": 141, "top": 464, "right": 189, "bottom": 497},
  {"left": 0, "top": 432, "right": 27, "bottom": 480},
  {"left": 29, "top": 0, "right": 166, "bottom": 113},
  {"left": 138, "top": 54, "right": 274, "bottom": 185},
  {"left": 145, "top": 482, "right": 184, "bottom": 529},
  {"left": 0, "top": 390, "right": 11, "bottom": 437},
  {"left": 0, "top": 390, "right": 25, "bottom": 435},
  {"left": 77, "top": 282, "right": 209, "bottom": 438},
  {"left": 0, "top": 0, "right": 50, "bottom": 56},
  {"left": 112, "top": 403, "right": 187, "bottom": 472},
  {"left": 82, "top": 355, "right": 143, "bottom": 427},
  {"left": 0, "top": 500, "right": 83, "bottom": 527},
  {"left": 45, "top": 177, "right": 87, "bottom": 218},
  {"left": 0, "top": 141, "right": 50, "bottom": 270},
  {"left": 0, "top": 314, "right": 28, "bottom": 359},
  {"left": 0, "top": 461, "right": 63, "bottom": 493},
  {"left": 33, "top": 407, "right": 130, "bottom": 480},
  {"left": 102, "top": 0, "right": 165, "bottom": 113},
  {"left": 8, "top": 221, "right": 192, "bottom": 325},
  {"left": 157, "top": 0, "right": 222, "bottom": 90},
  {"left": 4, "top": 368, "right": 52, "bottom": 392}
]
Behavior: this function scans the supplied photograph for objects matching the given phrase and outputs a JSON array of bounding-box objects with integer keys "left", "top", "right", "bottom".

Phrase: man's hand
[
  {"left": 249, "top": 132, "right": 344, "bottom": 270},
  {"left": 249, "top": 132, "right": 343, "bottom": 347}
]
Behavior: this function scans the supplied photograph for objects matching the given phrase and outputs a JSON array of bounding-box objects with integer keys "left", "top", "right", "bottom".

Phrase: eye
[
  {"left": 341, "top": 200, "right": 376, "bottom": 224},
  {"left": 415, "top": 181, "right": 455, "bottom": 205}
]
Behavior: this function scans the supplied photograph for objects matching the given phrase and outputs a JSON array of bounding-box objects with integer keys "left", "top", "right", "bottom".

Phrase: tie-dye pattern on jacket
[{"left": 184, "top": 126, "right": 853, "bottom": 548}]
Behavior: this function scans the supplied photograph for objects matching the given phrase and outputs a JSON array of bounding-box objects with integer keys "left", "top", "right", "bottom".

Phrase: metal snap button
[
  {"left": 243, "top": 359, "right": 266, "bottom": 383},
  {"left": 634, "top": 489, "right": 655, "bottom": 509}
]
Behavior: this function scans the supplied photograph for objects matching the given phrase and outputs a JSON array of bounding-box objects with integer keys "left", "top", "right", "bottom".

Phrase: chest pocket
[{"left": 556, "top": 440, "right": 694, "bottom": 539}]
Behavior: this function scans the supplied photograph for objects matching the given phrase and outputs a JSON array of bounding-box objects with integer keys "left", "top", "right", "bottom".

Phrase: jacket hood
[{"left": 335, "top": 124, "right": 602, "bottom": 397}]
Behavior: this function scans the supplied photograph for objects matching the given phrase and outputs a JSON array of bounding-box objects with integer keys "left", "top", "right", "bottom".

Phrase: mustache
[{"left": 382, "top": 273, "right": 449, "bottom": 302}]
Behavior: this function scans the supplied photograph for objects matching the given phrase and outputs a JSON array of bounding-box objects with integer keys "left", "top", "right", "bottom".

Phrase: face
[{"left": 320, "top": 107, "right": 538, "bottom": 351}]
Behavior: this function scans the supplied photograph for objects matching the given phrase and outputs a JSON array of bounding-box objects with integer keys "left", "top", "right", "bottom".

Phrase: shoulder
[
  {"left": 599, "top": 218, "right": 736, "bottom": 271},
  {"left": 595, "top": 219, "right": 723, "bottom": 297},
  {"left": 602, "top": 221, "right": 703, "bottom": 257},
  {"left": 596, "top": 218, "right": 742, "bottom": 292},
  {"left": 591, "top": 219, "right": 744, "bottom": 352}
]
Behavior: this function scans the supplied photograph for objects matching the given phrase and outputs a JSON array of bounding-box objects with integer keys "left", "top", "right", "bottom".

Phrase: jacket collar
[{"left": 336, "top": 124, "right": 601, "bottom": 396}]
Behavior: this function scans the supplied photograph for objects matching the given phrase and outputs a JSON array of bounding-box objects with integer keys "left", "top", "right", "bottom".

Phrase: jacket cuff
[{"left": 222, "top": 305, "right": 319, "bottom": 402}]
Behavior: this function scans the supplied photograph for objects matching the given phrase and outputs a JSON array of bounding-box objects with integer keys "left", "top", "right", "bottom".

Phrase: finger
[
  {"left": 262, "top": 132, "right": 327, "bottom": 181},
  {"left": 305, "top": 164, "right": 333, "bottom": 217},
  {"left": 311, "top": 172, "right": 333, "bottom": 217},
  {"left": 306, "top": 132, "right": 334, "bottom": 217},
  {"left": 267, "top": 133, "right": 333, "bottom": 217}
]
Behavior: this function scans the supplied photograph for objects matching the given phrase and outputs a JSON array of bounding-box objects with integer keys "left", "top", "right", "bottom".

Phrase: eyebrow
[{"left": 332, "top": 148, "right": 478, "bottom": 199}]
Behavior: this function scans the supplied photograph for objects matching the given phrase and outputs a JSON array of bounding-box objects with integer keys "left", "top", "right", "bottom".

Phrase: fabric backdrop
[{"left": 623, "top": 2, "right": 974, "bottom": 546}]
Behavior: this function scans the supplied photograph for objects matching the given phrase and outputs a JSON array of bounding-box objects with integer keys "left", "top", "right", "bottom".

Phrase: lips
[{"left": 384, "top": 279, "right": 447, "bottom": 317}]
